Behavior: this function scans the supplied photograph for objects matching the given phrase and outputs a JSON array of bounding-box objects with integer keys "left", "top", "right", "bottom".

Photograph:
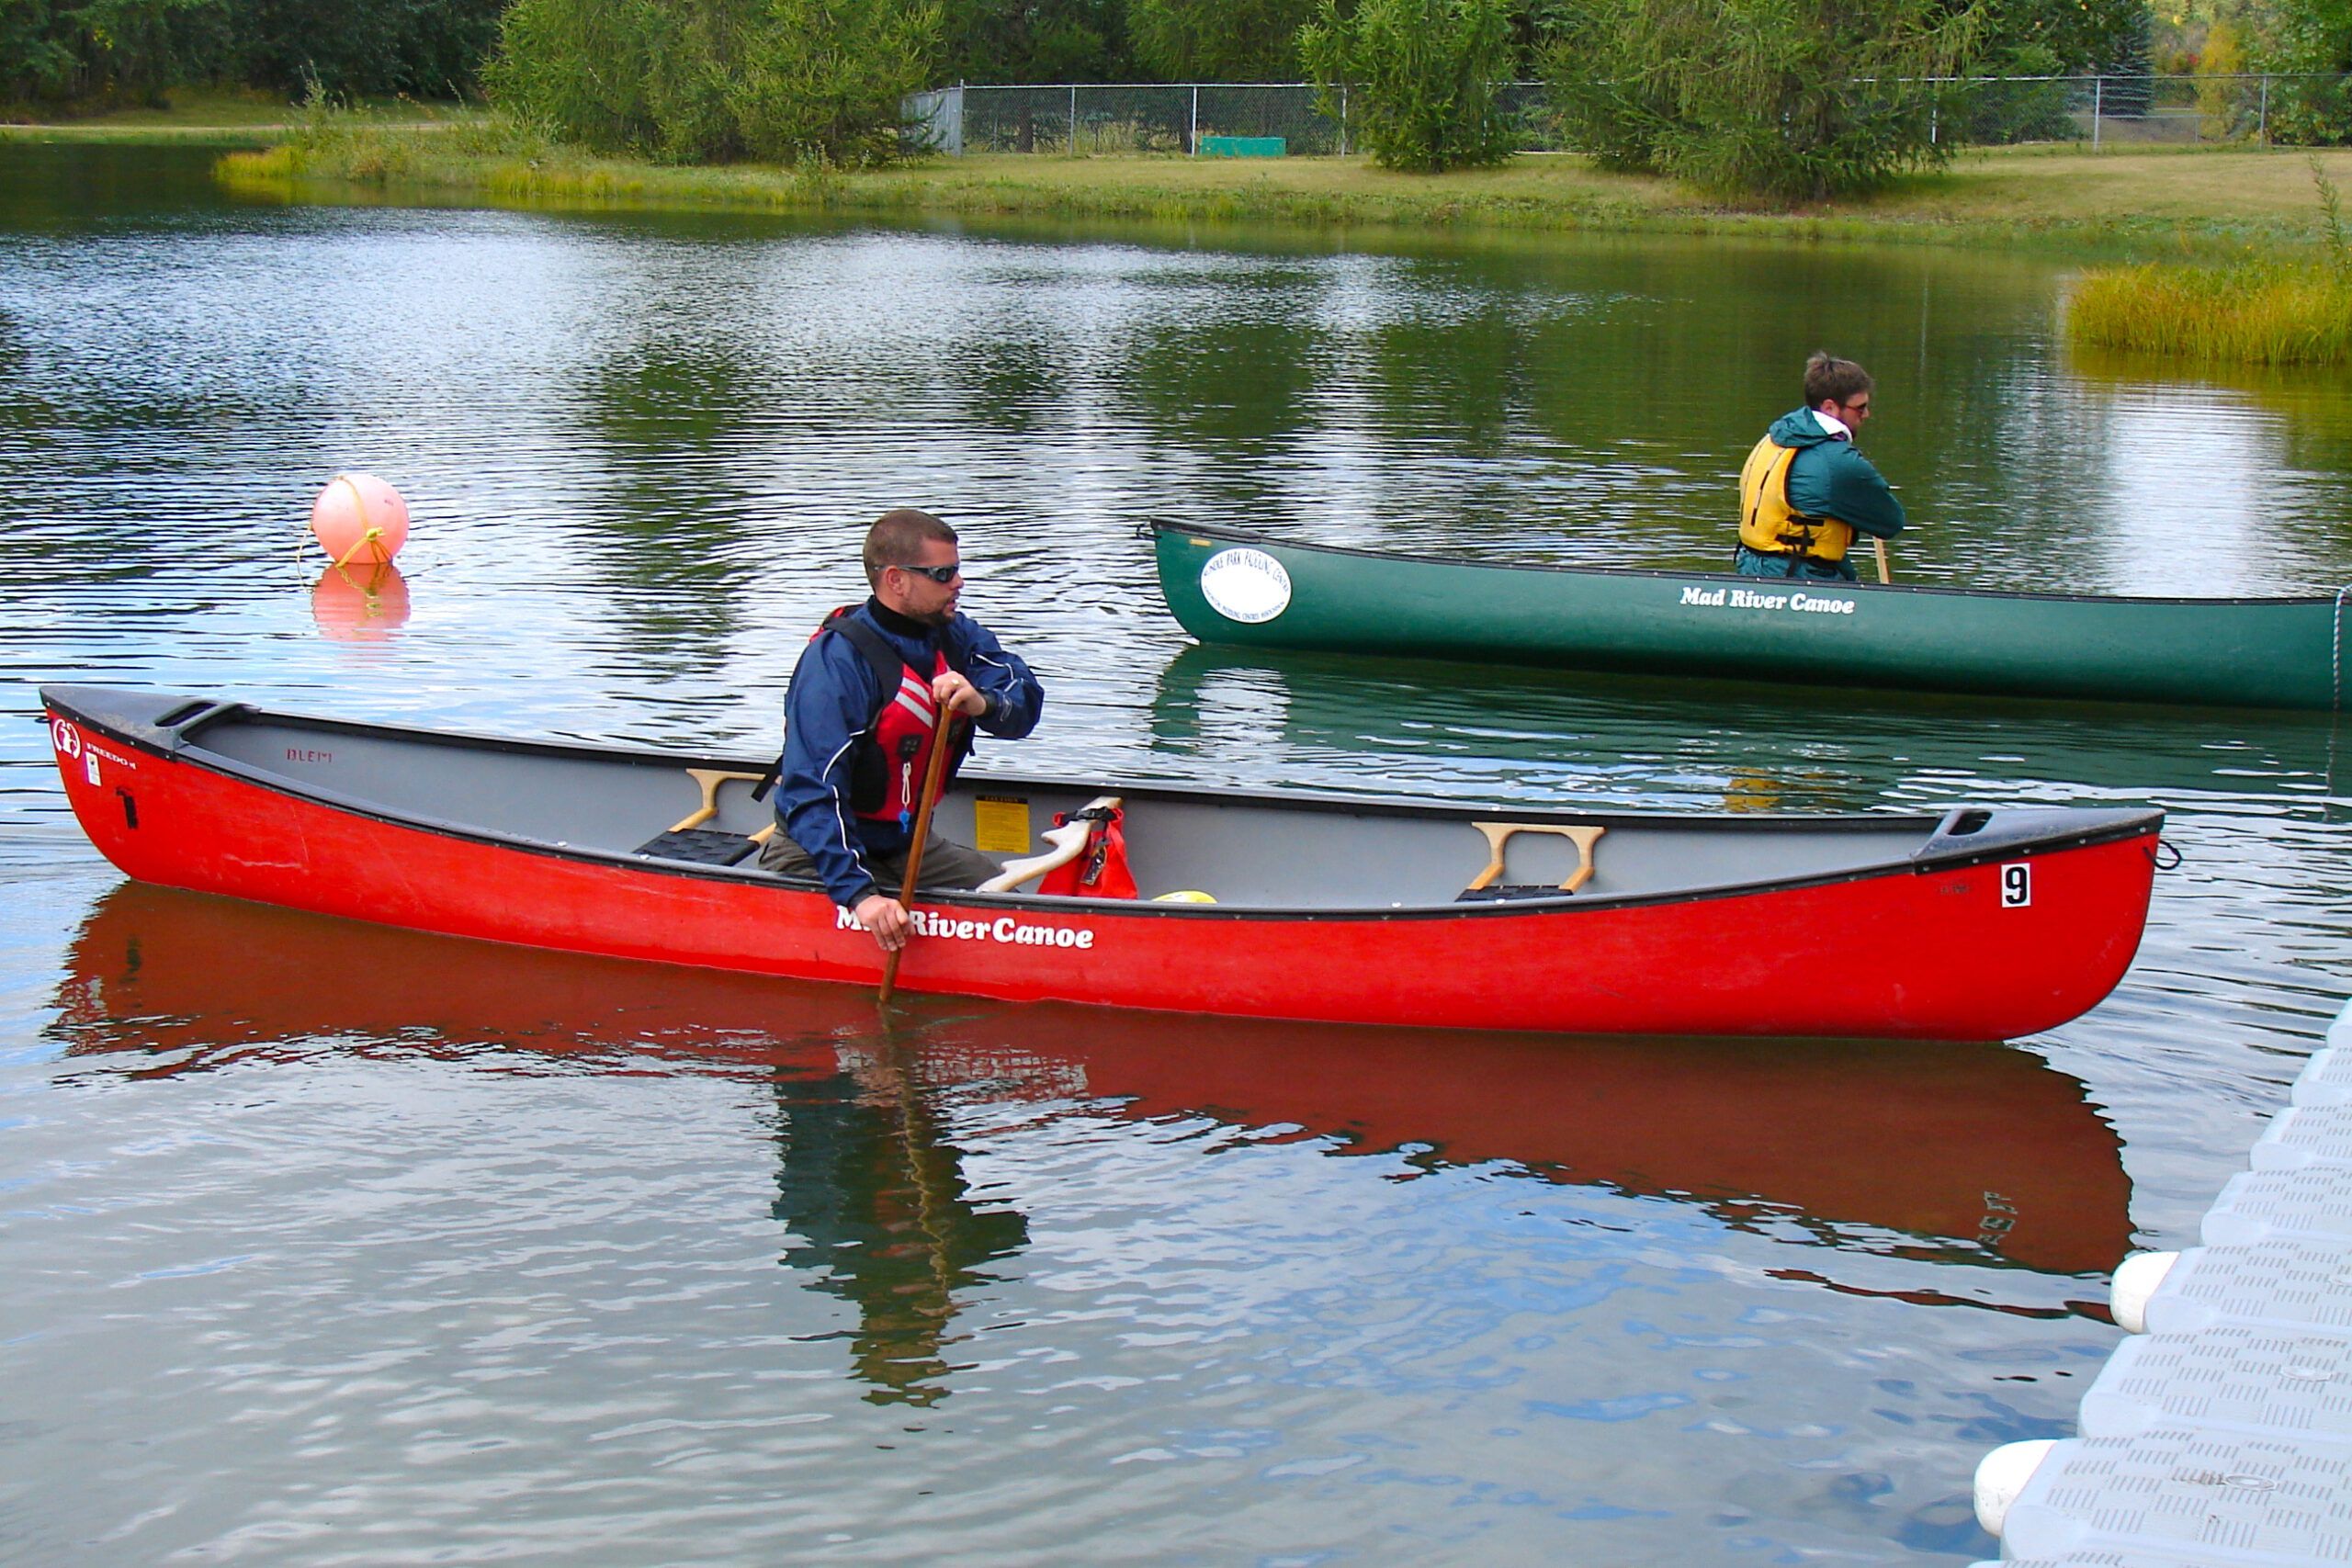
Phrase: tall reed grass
[
  {"left": 216, "top": 96, "right": 548, "bottom": 186},
  {"left": 2065, "top": 156, "right": 2352, "bottom": 366},
  {"left": 2067, "top": 260, "right": 2352, "bottom": 365}
]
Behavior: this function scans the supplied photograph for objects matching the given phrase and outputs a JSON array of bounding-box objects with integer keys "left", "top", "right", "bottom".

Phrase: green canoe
[{"left": 1151, "top": 523, "right": 2352, "bottom": 712}]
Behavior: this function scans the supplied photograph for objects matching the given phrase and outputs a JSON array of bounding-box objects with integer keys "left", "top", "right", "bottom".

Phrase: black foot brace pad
[{"left": 633, "top": 828, "right": 761, "bottom": 865}]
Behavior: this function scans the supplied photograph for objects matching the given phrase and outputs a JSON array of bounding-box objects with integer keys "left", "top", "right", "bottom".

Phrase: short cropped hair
[
  {"left": 1803, "top": 352, "right": 1873, "bottom": 410},
  {"left": 862, "top": 508, "right": 957, "bottom": 588}
]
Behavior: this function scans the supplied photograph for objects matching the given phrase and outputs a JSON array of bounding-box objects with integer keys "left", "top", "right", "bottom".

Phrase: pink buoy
[
  {"left": 310, "top": 473, "right": 410, "bottom": 567},
  {"left": 311, "top": 562, "right": 411, "bottom": 641}
]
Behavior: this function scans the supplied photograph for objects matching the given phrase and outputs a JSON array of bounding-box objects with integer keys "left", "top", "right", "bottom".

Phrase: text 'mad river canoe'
[
  {"left": 1151, "top": 521, "right": 2352, "bottom": 711},
  {"left": 42, "top": 684, "right": 2165, "bottom": 1040}
]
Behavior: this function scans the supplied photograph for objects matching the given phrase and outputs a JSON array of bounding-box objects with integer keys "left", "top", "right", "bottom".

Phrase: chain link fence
[
  {"left": 905, "top": 82, "right": 1555, "bottom": 157},
  {"left": 906, "top": 75, "right": 2350, "bottom": 157},
  {"left": 1935, "top": 73, "right": 2352, "bottom": 147}
]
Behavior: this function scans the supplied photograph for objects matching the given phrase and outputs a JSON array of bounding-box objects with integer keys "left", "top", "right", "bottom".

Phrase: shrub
[
  {"left": 1542, "top": 0, "right": 1984, "bottom": 203},
  {"left": 488, "top": 0, "right": 939, "bottom": 166}
]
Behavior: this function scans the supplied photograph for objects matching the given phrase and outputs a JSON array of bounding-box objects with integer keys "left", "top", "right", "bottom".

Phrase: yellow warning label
[{"left": 972, "top": 795, "right": 1032, "bottom": 854}]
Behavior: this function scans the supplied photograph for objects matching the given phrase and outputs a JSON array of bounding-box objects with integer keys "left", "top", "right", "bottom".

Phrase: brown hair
[
  {"left": 862, "top": 508, "right": 957, "bottom": 587},
  {"left": 1803, "top": 352, "right": 1873, "bottom": 410}
]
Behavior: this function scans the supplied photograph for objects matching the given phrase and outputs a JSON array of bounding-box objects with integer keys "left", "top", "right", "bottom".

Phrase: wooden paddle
[
  {"left": 877, "top": 705, "right": 962, "bottom": 1007},
  {"left": 1873, "top": 537, "right": 1893, "bottom": 584}
]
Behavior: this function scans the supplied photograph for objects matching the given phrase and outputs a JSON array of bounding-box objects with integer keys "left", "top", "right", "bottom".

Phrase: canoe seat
[
  {"left": 1460, "top": 821, "right": 1604, "bottom": 898},
  {"left": 630, "top": 767, "right": 775, "bottom": 866}
]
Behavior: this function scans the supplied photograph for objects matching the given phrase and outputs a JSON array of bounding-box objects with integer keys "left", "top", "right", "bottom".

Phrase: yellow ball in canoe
[{"left": 1153, "top": 889, "right": 1216, "bottom": 903}]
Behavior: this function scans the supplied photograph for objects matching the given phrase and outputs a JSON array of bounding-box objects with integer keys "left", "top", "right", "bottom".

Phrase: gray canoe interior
[{"left": 199, "top": 716, "right": 1952, "bottom": 910}]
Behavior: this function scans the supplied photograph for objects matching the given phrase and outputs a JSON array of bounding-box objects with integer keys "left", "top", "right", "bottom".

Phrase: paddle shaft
[
  {"left": 877, "top": 705, "right": 961, "bottom": 1006},
  {"left": 1872, "top": 537, "right": 1893, "bottom": 584}
]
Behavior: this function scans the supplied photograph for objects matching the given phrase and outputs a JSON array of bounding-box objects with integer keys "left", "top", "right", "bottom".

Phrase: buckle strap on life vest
[
  {"left": 752, "top": 608, "right": 933, "bottom": 804},
  {"left": 1737, "top": 434, "right": 1853, "bottom": 564},
  {"left": 1037, "top": 803, "right": 1137, "bottom": 899}
]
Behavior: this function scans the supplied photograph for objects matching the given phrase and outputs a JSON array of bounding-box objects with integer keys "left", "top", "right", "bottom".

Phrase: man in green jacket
[{"left": 1735, "top": 352, "right": 1906, "bottom": 582}]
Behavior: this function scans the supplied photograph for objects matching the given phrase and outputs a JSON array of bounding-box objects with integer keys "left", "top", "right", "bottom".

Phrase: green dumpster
[{"left": 1199, "top": 136, "right": 1285, "bottom": 157}]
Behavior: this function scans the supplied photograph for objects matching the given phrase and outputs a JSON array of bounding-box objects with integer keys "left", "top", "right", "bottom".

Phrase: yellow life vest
[{"left": 1737, "top": 435, "right": 1854, "bottom": 563}]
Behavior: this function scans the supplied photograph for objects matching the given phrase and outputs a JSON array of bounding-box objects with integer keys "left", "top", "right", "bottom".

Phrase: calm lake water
[{"left": 5, "top": 142, "right": 2352, "bottom": 1565}]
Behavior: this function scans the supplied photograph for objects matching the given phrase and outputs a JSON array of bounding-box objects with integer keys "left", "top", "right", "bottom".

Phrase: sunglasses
[{"left": 895, "top": 561, "right": 962, "bottom": 583}]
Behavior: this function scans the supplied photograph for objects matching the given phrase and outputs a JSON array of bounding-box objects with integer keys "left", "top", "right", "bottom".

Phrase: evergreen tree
[
  {"left": 1130, "top": 0, "right": 1317, "bottom": 80},
  {"left": 938, "top": 0, "right": 1136, "bottom": 84},
  {"left": 1298, "top": 0, "right": 1518, "bottom": 169}
]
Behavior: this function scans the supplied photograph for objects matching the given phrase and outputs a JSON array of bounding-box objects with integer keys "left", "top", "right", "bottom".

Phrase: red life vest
[{"left": 813, "top": 609, "right": 954, "bottom": 825}]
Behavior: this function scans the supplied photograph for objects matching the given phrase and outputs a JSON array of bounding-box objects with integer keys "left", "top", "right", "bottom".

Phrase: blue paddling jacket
[{"left": 774, "top": 598, "right": 1044, "bottom": 908}]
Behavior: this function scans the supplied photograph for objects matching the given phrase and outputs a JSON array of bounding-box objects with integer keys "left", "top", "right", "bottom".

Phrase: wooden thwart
[
  {"left": 977, "top": 795, "right": 1123, "bottom": 893},
  {"left": 1466, "top": 821, "right": 1605, "bottom": 895},
  {"left": 670, "top": 768, "right": 769, "bottom": 834}
]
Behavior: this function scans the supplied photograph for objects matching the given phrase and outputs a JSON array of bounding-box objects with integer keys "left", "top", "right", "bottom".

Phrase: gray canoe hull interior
[{"left": 148, "top": 698, "right": 2155, "bottom": 914}]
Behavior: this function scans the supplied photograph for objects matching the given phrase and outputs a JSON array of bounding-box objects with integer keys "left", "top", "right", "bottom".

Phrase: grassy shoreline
[
  {"left": 221, "top": 132, "right": 2352, "bottom": 259},
  {"left": 0, "top": 88, "right": 469, "bottom": 145},
  {"left": 16, "top": 96, "right": 2352, "bottom": 261}
]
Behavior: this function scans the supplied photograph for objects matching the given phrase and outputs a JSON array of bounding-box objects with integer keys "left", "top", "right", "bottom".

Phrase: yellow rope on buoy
[
  {"left": 327, "top": 474, "right": 385, "bottom": 570},
  {"left": 331, "top": 526, "right": 386, "bottom": 570}
]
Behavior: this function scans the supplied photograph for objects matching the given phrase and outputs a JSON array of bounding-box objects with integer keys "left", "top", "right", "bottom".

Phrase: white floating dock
[{"left": 1972, "top": 1000, "right": 2352, "bottom": 1565}]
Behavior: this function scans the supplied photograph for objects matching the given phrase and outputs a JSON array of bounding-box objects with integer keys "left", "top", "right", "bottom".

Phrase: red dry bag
[{"left": 1036, "top": 805, "right": 1137, "bottom": 899}]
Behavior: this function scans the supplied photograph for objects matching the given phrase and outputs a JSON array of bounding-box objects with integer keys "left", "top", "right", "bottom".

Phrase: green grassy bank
[
  {"left": 16, "top": 94, "right": 2349, "bottom": 258},
  {"left": 183, "top": 110, "right": 2352, "bottom": 262},
  {"left": 0, "top": 89, "right": 475, "bottom": 145}
]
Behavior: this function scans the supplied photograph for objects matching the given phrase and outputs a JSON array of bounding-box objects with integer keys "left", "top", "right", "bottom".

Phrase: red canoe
[{"left": 40, "top": 684, "right": 2165, "bottom": 1039}]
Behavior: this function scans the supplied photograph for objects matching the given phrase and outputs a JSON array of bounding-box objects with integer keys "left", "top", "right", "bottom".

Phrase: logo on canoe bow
[
  {"left": 1200, "top": 547, "right": 1293, "bottom": 625},
  {"left": 51, "top": 719, "right": 82, "bottom": 761}
]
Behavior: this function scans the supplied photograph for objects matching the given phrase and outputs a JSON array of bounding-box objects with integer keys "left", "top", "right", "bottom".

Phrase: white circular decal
[
  {"left": 1199, "top": 547, "right": 1293, "bottom": 625},
  {"left": 51, "top": 719, "right": 82, "bottom": 761}
]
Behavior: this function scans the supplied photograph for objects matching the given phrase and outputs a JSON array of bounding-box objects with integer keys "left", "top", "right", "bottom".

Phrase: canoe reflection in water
[
  {"left": 50, "top": 886, "right": 2136, "bottom": 1401},
  {"left": 1150, "top": 644, "right": 2351, "bottom": 814}
]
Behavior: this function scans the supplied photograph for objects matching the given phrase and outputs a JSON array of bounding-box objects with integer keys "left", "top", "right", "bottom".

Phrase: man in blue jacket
[
  {"left": 760, "top": 508, "right": 1045, "bottom": 953},
  {"left": 1735, "top": 352, "right": 1906, "bottom": 581}
]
